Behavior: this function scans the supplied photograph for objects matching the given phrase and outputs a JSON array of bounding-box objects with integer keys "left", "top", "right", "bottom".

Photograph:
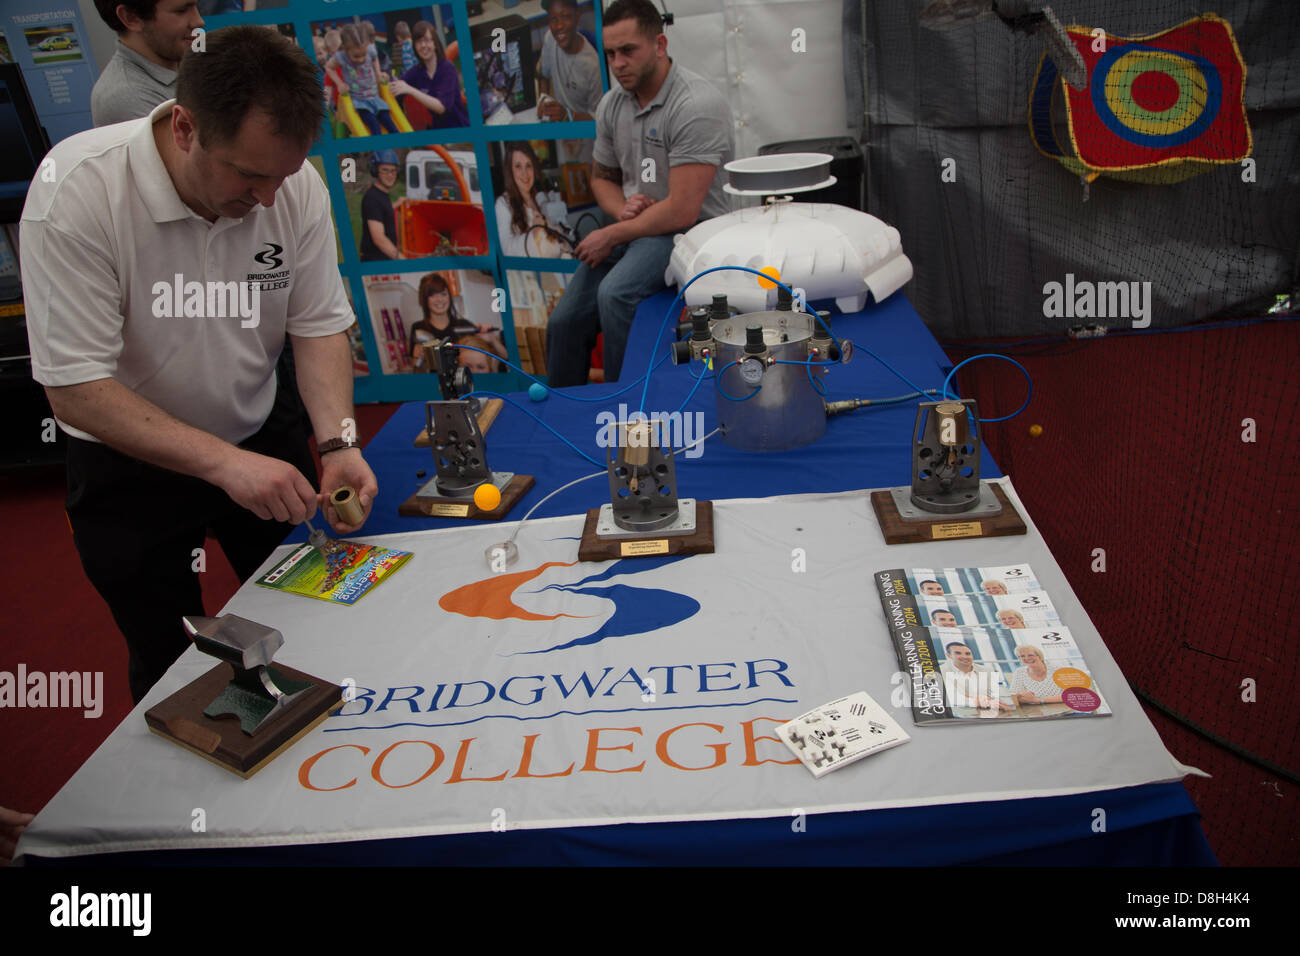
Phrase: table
[{"left": 22, "top": 291, "right": 1215, "bottom": 866}]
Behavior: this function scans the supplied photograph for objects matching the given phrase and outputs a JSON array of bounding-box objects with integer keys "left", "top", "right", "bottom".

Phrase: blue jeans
[{"left": 545, "top": 234, "right": 676, "bottom": 387}]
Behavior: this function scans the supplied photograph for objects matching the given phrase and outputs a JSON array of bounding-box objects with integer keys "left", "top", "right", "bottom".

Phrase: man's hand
[
  {"left": 538, "top": 98, "right": 567, "bottom": 121},
  {"left": 619, "top": 193, "right": 657, "bottom": 221},
  {"left": 213, "top": 449, "right": 318, "bottom": 524},
  {"left": 575, "top": 225, "right": 621, "bottom": 267},
  {"left": 319, "top": 448, "right": 378, "bottom": 534}
]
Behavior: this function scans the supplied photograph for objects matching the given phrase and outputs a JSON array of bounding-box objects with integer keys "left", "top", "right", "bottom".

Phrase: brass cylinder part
[
  {"left": 621, "top": 421, "right": 652, "bottom": 468},
  {"left": 933, "top": 402, "right": 968, "bottom": 447},
  {"left": 331, "top": 486, "right": 365, "bottom": 525}
]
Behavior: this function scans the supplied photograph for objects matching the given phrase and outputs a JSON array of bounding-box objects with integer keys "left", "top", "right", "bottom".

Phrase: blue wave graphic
[
  {"left": 324, "top": 697, "right": 800, "bottom": 732},
  {"left": 520, "top": 583, "right": 700, "bottom": 654}
]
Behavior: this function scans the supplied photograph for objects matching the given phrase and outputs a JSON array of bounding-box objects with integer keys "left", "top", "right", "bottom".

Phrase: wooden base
[
  {"left": 144, "top": 663, "right": 343, "bottom": 779},
  {"left": 871, "top": 483, "right": 1027, "bottom": 545},
  {"left": 398, "top": 473, "right": 534, "bottom": 520},
  {"left": 578, "top": 500, "right": 715, "bottom": 562},
  {"left": 413, "top": 398, "right": 503, "bottom": 447}
]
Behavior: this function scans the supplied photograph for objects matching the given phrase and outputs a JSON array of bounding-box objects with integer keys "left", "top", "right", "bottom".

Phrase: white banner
[{"left": 20, "top": 480, "right": 1200, "bottom": 858}]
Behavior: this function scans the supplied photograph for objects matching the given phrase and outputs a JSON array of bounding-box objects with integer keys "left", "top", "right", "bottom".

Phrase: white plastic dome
[{"left": 664, "top": 201, "right": 913, "bottom": 314}]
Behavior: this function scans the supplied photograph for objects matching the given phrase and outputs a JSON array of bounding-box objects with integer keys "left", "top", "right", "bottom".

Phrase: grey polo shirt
[
  {"left": 91, "top": 41, "right": 177, "bottom": 127},
  {"left": 592, "top": 60, "right": 732, "bottom": 224},
  {"left": 539, "top": 29, "right": 604, "bottom": 117}
]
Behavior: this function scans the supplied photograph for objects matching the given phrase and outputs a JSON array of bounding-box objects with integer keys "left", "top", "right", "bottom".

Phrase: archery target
[{"left": 1090, "top": 42, "right": 1223, "bottom": 149}]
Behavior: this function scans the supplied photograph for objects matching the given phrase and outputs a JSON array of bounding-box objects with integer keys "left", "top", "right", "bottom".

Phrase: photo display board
[{"left": 206, "top": 1, "right": 607, "bottom": 402}]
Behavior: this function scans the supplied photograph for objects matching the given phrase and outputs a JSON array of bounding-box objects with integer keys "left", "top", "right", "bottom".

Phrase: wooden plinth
[
  {"left": 578, "top": 500, "right": 715, "bottom": 562},
  {"left": 398, "top": 473, "right": 534, "bottom": 520},
  {"left": 871, "top": 483, "right": 1027, "bottom": 545},
  {"left": 144, "top": 663, "right": 343, "bottom": 779},
  {"left": 413, "top": 398, "right": 503, "bottom": 447}
]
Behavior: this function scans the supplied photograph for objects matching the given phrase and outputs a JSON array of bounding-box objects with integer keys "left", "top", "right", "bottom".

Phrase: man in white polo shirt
[{"left": 23, "top": 25, "right": 377, "bottom": 704}]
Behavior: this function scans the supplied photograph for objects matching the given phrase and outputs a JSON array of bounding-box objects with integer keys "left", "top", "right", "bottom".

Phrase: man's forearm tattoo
[{"left": 593, "top": 161, "right": 623, "bottom": 184}]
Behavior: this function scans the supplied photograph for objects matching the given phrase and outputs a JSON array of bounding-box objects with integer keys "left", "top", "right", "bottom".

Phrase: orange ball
[
  {"left": 474, "top": 483, "right": 502, "bottom": 511},
  {"left": 1028, "top": 424, "right": 1043, "bottom": 438},
  {"left": 756, "top": 266, "right": 781, "bottom": 289}
]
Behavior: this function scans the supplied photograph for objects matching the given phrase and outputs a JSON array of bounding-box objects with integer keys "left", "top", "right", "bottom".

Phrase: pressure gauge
[{"left": 739, "top": 357, "right": 765, "bottom": 386}]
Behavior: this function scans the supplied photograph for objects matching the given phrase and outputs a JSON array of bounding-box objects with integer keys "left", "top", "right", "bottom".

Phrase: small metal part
[
  {"left": 331, "top": 485, "right": 365, "bottom": 525},
  {"left": 427, "top": 339, "right": 479, "bottom": 413},
  {"left": 909, "top": 398, "right": 983, "bottom": 513},
  {"left": 424, "top": 400, "right": 492, "bottom": 498},
  {"left": 606, "top": 419, "right": 683, "bottom": 533},
  {"left": 596, "top": 498, "right": 697, "bottom": 539},
  {"left": 890, "top": 484, "right": 1003, "bottom": 522},
  {"left": 182, "top": 614, "right": 314, "bottom": 736}
]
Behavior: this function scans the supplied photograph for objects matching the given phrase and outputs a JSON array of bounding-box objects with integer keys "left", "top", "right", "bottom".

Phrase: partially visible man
[
  {"left": 91, "top": 0, "right": 204, "bottom": 127},
  {"left": 545, "top": 0, "right": 731, "bottom": 386},
  {"left": 536, "top": 0, "right": 603, "bottom": 122},
  {"left": 24, "top": 26, "right": 377, "bottom": 703}
]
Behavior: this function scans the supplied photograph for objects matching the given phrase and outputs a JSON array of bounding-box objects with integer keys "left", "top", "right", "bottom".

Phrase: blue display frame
[{"left": 204, "top": 0, "right": 607, "bottom": 403}]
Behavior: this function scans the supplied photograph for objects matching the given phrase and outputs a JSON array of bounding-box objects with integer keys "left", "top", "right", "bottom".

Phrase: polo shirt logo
[
  {"left": 253, "top": 242, "right": 284, "bottom": 270},
  {"left": 247, "top": 240, "right": 292, "bottom": 292}
]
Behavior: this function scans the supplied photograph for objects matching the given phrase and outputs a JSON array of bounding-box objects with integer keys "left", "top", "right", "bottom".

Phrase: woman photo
[
  {"left": 1009, "top": 645, "right": 1064, "bottom": 705},
  {"left": 495, "top": 142, "right": 570, "bottom": 257},
  {"left": 390, "top": 20, "right": 468, "bottom": 130},
  {"left": 407, "top": 273, "right": 494, "bottom": 370},
  {"left": 457, "top": 335, "right": 505, "bottom": 374}
]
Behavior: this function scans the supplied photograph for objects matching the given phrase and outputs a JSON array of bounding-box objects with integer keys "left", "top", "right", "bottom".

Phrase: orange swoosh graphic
[{"left": 440, "top": 560, "right": 587, "bottom": 621}]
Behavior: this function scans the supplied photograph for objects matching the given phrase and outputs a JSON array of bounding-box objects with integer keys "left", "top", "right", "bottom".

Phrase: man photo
[
  {"left": 360, "top": 149, "right": 402, "bottom": 261},
  {"left": 535, "top": 0, "right": 603, "bottom": 122}
]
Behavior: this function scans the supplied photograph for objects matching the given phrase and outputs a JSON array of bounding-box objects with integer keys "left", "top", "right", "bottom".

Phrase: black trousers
[{"left": 65, "top": 381, "right": 316, "bottom": 704}]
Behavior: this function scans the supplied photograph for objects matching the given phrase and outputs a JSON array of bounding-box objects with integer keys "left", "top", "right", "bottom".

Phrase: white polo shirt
[{"left": 21, "top": 99, "right": 353, "bottom": 445}]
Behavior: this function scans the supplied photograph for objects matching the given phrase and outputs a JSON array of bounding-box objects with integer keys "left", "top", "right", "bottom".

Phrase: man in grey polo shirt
[
  {"left": 545, "top": 0, "right": 731, "bottom": 386},
  {"left": 91, "top": 0, "right": 204, "bottom": 127}
]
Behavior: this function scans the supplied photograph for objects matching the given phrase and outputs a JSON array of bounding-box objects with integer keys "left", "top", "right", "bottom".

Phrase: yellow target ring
[{"left": 1102, "top": 50, "right": 1208, "bottom": 138}]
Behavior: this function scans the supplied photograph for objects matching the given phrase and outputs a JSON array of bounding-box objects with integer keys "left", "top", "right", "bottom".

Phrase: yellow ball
[
  {"left": 474, "top": 483, "right": 502, "bottom": 511},
  {"left": 1028, "top": 424, "right": 1043, "bottom": 438},
  {"left": 756, "top": 266, "right": 781, "bottom": 289}
]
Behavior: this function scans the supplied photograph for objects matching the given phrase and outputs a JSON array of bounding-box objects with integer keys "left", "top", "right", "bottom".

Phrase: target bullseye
[{"left": 1091, "top": 43, "right": 1223, "bottom": 148}]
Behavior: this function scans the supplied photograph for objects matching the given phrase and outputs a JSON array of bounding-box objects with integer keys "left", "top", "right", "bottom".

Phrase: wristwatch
[{"left": 317, "top": 437, "right": 358, "bottom": 456}]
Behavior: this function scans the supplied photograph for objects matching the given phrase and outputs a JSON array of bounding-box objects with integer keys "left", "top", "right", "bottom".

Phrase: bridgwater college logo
[
  {"left": 247, "top": 241, "right": 291, "bottom": 291},
  {"left": 439, "top": 555, "right": 700, "bottom": 654}
]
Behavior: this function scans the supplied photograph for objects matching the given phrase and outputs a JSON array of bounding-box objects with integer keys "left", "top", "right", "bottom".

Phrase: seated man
[
  {"left": 545, "top": 0, "right": 732, "bottom": 387},
  {"left": 23, "top": 25, "right": 377, "bottom": 704}
]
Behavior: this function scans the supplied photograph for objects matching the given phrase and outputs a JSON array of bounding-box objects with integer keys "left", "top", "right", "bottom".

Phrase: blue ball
[{"left": 528, "top": 382, "right": 547, "bottom": 402}]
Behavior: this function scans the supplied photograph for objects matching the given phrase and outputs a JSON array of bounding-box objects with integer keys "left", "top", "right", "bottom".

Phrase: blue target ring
[{"left": 1090, "top": 42, "right": 1222, "bottom": 149}]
